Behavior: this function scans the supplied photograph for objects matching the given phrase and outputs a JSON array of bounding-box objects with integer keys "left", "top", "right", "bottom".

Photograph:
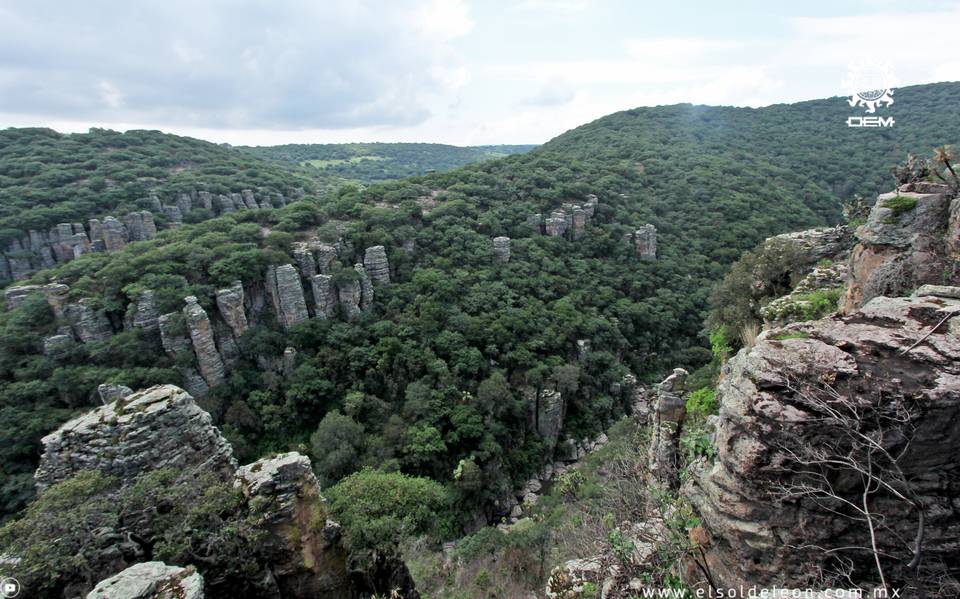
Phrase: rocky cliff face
[
  {"left": 493, "top": 236, "right": 511, "bottom": 263},
  {"left": 685, "top": 289, "right": 960, "bottom": 591},
  {"left": 274, "top": 263, "right": 310, "bottom": 328},
  {"left": 215, "top": 281, "right": 248, "bottom": 339},
  {"left": 843, "top": 183, "right": 957, "bottom": 312},
  {"left": 182, "top": 296, "right": 226, "bottom": 387},
  {"left": 363, "top": 245, "right": 390, "bottom": 284},
  {"left": 632, "top": 224, "right": 657, "bottom": 260}
]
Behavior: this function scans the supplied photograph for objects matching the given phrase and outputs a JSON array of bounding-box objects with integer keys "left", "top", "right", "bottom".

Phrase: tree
[{"left": 310, "top": 410, "right": 365, "bottom": 486}]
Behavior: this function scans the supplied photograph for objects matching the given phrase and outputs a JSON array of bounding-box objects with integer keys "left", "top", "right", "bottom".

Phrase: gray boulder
[{"left": 87, "top": 562, "right": 204, "bottom": 599}]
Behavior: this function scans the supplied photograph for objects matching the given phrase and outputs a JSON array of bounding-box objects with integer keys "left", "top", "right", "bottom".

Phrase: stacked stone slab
[
  {"left": 363, "top": 245, "right": 390, "bottom": 284},
  {"left": 311, "top": 274, "right": 336, "bottom": 318},
  {"left": 493, "top": 236, "right": 511, "bottom": 263},
  {"left": 545, "top": 210, "right": 568, "bottom": 238},
  {"left": 338, "top": 279, "right": 362, "bottom": 320},
  {"left": 274, "top": 264, "right": 310, "bottom": 329},
  {"left": 215, "top": 281, "right": 248, "bottom": 339},
  {"left": 182, "top": 296, "right": 226, "bottom": 387},
  {"left": 65, "top": 299, "right": 113, "bottom": 343},
  {"left": 293, "top": 243, "right": 318, "bottom": 276},
  {"left": 130, "top": 289, "right": 160, "bottom": 333},
  {"left": 647, "top": 368, "right": 687, "bottom": 490},
  {"left": 355, "top": 264, "right": 374, "bottom": 311}
]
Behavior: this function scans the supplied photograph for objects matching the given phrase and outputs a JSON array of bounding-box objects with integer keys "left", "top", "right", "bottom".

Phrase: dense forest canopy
[
  {"left": 242, "top": 142, "right": 536, "bottom": 182},
  {"left": 2, "top": 82, "right": 960, "bottom": 528}
]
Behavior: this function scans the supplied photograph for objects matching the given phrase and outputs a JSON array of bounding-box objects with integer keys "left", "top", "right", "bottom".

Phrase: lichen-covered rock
[
  {"left": 87, "top": 562, "right": 204, "bottom": 599},
  {"left": 101, "top": 216, "right": 128, "bottom": 252},
  {"left": 235, "top": 453, "right": 351, "bottom": 598},
  {"left": 35, "top": 384, "right": 237, "bottom": 489},
  {"left": 363, "top": 245, "right": 390, "bottom": 283},
  {"left": 66, "top": 299, "right": 113, "bottom": 343},
  {"left": 633, "top": 224, "right": 657, "bottom": 260},
  {"left": 123, "top": 211, "right": 156, "bottom": 242},
  {"left": 218, "top": 194, "right": 236, "bottom": 214},
  {"left": 197, "top": 191, "right": 214, "bottom": 212},
  {"left": 493, "top": 236, "right": 511, "bottom": 263},
  {"left": 311, "top": 274, "right": 335, "bottom": 318},
  {"left": 313, "top": 242, "right": 338, "bottom": 274},
  {"left": 760, "top": 262, "right": 847, "bottom": 326},
  {"left": 43, "top": 333, "right": 73, "bottom": 359},
  {"left": 647, "top": 368, "right": 687, "bottom": 490},
  {"left": 241, "top": 189, "right": 259, "bottom": 209},
  {"left": 545, "top": 211, "right": 568, "bottom": 238},
  {"left": 337, "top": 279, "right": 362, "bottom": 320},
  {"left": 162, "top": 204, "right": 183, "bottom": 226},
  {"left": 131, "top": 290, "right": 160, "bottom": 333},
  {"left": 583, "top": 194, "right": 598, "bottom": 217},
  {"left": 684, "top": 292, "right": 960, "bottom": 590},
  {"left": 97, "top": 383, "right": 134, "bottom": 404},
  {"left": 215, "top": 281, "right": 248, "bottom": 338},
  {"left": 355, "top": 264, "right": 374, "bottom": 311},
  {"left": 767, "top": 225, "right": 853, "bottom": 264},
  {"left": 843, "top": 187, "right": 954, "bottom": 312},
  {"left": 275, "top": 264, "right": 309, "bottom": 328},
  {"left": 182, "top": 296, "right": 226, "bottom": 387},
  {"left": 293, "top": 243, "right": 318, "bottom": 276}
]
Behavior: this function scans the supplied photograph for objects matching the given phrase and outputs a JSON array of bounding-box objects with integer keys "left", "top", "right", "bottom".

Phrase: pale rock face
[
  {"left": 241, "top": 189, "right": 259, "bottom": 209},
  {"left": 182, "top": 296, "right": 226, "bottom": 387},
  {"left": 310, "top": 274, "right": 336, "bottom": 318},
  {"left": 293, "top": 243, "right": 318, "bottom": 276},
  {"left": 545, "top": 210, "right": 568, "bottom": 238},
  {"left": 493, "top": 236, "right": 511, "bottom": 263},
  {"left": 218, "top": 194, "right": 236, "bottom": 214},
  {"left": 633, "top": 224, "right": 657, "bottom": 260},
  {"left": 529, "top": 388, "right": 564, "bottom": 450},
  {"left": 65, "top": 298, "right": 113, "bottom": 343},
  {"left": 337, "top": 279, "right": 362, "bottom": 320},
  {"left": 87, "top": 562, "right": 204, "bottom": 599},
  {"left": 363, "top": 245, "right": 390, "bottom": 283},
  {"left": 571, "top": 207, "right": 587, "bottom": 240},
  {"left": 684, "top": 292, "right": 960, "bottom": 589},
  {"left": 313, "top": 242, "right": 338, "bottom": 274},
  {"left": 767, "top": 225, "right": 853, "bottom": 264},
  {"left": 35, "top": 384, "right": 237, "bottom": 489},
  {"left": 131, "top": 290, "right": 160, "bottom": 333},
  {"left": 197, "top": 191, "right": 214, "bottom": 211},
  {"left": 844, "top": 187, "right": 954, "bottom": 312},
  {"left": 275, "top": 264, "right": 310, "bottom": 328},
  {"left": 355, "top": 264, "right": 374, "bottom": 310},
  {"left": 215, "top": 281, "right": 248, "bottom": 338},
  {"left": 101, "top": 216, "right": 128, "bottom": 252},
  {"left": 97, "top": 382, "right": 134, "bottom": 404},
  {"left": 162, "top": 204, "right": 183, "bottom": 226}
]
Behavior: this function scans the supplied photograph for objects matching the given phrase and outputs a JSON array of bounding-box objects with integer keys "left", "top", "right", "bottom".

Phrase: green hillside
[
  {"left": 2, "top": 81, "right": 959, "bottom": 528},
  {"left": 0, "top": 128, "right": 320, "bottom": 242},
  {"left": 243, "top": 142, "right": 536, "bottom": 182}
]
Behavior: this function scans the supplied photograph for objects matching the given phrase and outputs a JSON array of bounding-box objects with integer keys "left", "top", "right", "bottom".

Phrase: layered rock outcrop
[
  {"left": 274, "top": 264, "right": 310, "bottom": 329},
  {"left": 311, "top": 274, "right": 336, "bottom": 318},
  {"left": 35, "top": 384, "right": 237, "bottom": 489},
  {"left": 685, "top": 290, "right": 960, "bottom": 590},
  {"left": 87, "top": 562, "right": 204, "bottom": 599},
  {"left": 215, "top": 281, "right": 248, "bottom": 339},
  {"left": 356, "top": 264, "right": 374, "bottom": 311},
  {"left": 843, "top": 184, "right": 956, "bottom": 312},
  {"left": 363, "top": 245, "right": 390, "bottom": 284},
  {"left": 527, "top": 388, "right": 565, "bottom": 451},
  {"left": 182, "top": 296, "right": 226, "bottom": 387}
]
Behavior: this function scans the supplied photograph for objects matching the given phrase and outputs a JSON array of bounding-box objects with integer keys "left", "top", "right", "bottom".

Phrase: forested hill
[
  {"left": 2, "top": 82, "right": 959, "bottom": 526},
  {"left": 0, "top": 127, "right": 318, "bottom": 240},
  {"left": 241, "top": 142, "right": 536, "bottom": 182}
]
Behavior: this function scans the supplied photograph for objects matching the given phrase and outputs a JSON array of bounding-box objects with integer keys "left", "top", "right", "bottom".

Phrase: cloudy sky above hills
[{"left": 1, "top": 0, "right": 958, "bottom": 145}]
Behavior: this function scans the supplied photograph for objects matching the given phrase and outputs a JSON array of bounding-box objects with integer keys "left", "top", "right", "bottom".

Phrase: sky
[{"left": 0, "top": 0, "right": 958, "bottom": 146}]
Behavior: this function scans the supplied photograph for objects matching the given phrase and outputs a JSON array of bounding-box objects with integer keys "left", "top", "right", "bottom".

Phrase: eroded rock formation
[
  {"left": 35, "top": 384, "right": 237, "bottom": 489},
  {"left": 311, "top": 274, "right": 336, "bottom": 318},
  {"left": 685, "top": 290, "right": 960, "bottom": 590},
  {"left": 844, "top": 184, "right": 956, "bottom": 312},
  {"left": 356, "top": 264, "right": 374, "bottom": 311},
  {"left": 274, "top": 264, "right": 310, "bottom": 329},
  {"left": 87, "top": 562, "right": 204, "bottom": 599},
  {"left": 364, "top": 245, "right": 390, "bottom": 284},
  {"left": 215, "top": 281, "right": 248, "bottom": 339},
  {"left": 182, "top": 296, "right": 226, "bottom": 387},
  {"left": 647, "top": 368, "right": 688, "bottom": 490},
  {"left": 632, "top": 224, "right": 657, "bottom": 260}
]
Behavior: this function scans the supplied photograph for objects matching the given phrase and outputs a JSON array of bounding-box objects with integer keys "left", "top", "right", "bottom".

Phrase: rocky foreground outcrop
[
  {"left": 686, "top": 288, "right": 960, "bottom": 590},
  {"left": 87, "top": 562, "right": 204, "bottom": 599},
  {"left": 29, "top": 384, "right": 362, "bottom": 599}
]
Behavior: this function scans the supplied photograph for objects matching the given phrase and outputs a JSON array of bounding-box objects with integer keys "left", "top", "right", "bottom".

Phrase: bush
[{"left": 686, "top": 387, "right": 718, "bottom": 417}]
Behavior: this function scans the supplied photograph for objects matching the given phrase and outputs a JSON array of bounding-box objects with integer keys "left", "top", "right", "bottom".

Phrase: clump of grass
[
  {"left": 771, "top": 331, "right": 810, "bottom": 341},
  {"left": 881, "top": 195, "right": 918, "bottom": 220}
]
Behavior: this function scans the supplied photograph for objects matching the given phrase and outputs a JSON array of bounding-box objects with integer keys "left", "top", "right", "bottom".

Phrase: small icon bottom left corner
[{"left": 0, "top": 577, "right": 21, "bottom": 598}]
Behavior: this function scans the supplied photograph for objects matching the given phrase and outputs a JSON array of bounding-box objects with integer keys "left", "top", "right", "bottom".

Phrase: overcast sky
[{"left": 1, "top": 0, "right": 958, "bottom": 146}]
